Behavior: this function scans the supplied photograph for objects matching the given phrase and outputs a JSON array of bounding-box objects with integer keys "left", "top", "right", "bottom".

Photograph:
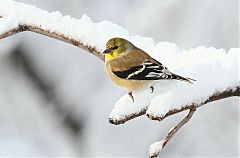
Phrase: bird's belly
[
  {"left": 109, "top": 72, "right": 150, "bottom": 91},
  {"left": 117, "top": 78, "right": 150, "bottom": 91}
]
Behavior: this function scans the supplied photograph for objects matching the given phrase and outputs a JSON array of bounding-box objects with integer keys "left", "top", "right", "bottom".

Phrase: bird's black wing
[{"left": 112, "top": 60, "right": 174, "bottom": 80}]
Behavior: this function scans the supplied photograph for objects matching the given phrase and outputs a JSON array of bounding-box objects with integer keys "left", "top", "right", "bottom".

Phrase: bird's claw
[
  {"left": 128, "top": 91, "right": 134, "bottom": 102},
  {"left": 150, "top": 86, "right": 154, "bottom": 93}
]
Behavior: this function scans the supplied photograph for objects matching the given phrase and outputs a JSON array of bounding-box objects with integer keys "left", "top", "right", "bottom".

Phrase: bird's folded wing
[{"left": 112, "top": 61, "right": 172, "bottom": 80}]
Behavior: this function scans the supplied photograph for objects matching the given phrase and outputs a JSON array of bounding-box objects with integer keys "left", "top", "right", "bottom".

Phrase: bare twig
[
  {"left": 149, "top": 108, "right": 196, "bottom": 158},
  {"left": 162, "top": 109, "right": 196, "bottom": 148}
]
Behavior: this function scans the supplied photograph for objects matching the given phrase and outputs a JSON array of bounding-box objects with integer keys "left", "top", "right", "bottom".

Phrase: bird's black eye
[{"left": 110, "top": 46, "right": 118, "bottom": 50}]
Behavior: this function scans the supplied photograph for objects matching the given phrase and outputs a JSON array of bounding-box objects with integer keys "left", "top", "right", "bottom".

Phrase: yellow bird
[{"left": 103, "top": 37, "right": 195, "bottom": 102}]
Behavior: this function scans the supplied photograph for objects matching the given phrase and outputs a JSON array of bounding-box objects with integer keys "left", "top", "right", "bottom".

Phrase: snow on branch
[
  {"left": 148, "top": 86, "right": 239, "bottom": 157},
  {"left": 0, "top": 3, "right": 104, "bottom": 60},
  {"left": 0, "top": 0, "right": 239, "bottom": 157},
  {"left": 0, "top": 0, "right": 132, "bottom": 61},
  {"left": 148, "top": 85, "right": 240, "bottom": 121},
  {"left": 109, "top": 85, "right": 240, "bottom": 125}
]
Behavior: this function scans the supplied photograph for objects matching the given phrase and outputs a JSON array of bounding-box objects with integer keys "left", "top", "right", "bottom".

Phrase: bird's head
[{"left": 103, "top": 38, "right": 134, "bottom": 62}]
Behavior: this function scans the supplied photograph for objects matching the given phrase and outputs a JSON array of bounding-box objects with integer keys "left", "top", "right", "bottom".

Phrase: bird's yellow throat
[{"left": 105, "top": 52, "right": 121, "bottom": 62}]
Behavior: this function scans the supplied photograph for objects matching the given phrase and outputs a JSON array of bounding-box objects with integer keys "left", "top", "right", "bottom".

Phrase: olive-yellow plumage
[{"left": 103, "top": 37, "right": 195, "bottom": 101}]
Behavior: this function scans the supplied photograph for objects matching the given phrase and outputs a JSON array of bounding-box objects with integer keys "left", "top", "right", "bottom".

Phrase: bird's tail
[{"left": 172, "top": 74, "right": 196, "bottom": 84}]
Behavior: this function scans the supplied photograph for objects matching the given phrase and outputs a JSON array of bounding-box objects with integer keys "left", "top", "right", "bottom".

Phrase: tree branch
[
  {"left": 149, "top": 108, "right": 196, "bottom": 158},
  {"left": 109, "top": 85, "right": 239, "bottom": 125},
  {"left": 147, "top": 85, "right": 240, "bottom": 121},
  {"left": 108, "top": 86, "right": 239, "bottom": 157},
  {"left": 0, "top": 16, "right": 104, "bottom": 61},
  {"left": 147, "top": 86, "right": 240, "bottom": 157},
  {"left": 108, "top": 106, "right": 148, "bottom": 125}
]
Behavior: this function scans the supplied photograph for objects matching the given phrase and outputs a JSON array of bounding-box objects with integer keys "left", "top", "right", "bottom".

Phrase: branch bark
[{"left": 162, "top": 109, "right": 196, "bottom": 148}]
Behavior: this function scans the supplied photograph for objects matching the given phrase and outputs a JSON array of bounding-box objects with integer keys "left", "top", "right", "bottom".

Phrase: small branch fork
[
  {"left": 110, "top": 86, "right": 239, "bottom": 157},
  {"left": 162, "top": 108, "right": 196, "bottom": 149}
]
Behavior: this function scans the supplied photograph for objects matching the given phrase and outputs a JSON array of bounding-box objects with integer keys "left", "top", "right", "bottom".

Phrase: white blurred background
[{"left": 0, "top": 0, "right": 239, "bottom": 157}]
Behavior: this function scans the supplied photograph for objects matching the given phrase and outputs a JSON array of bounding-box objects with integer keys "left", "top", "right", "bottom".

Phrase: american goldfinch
[{"left": 103, "top": 37, "right": 195, "bottom": 102}]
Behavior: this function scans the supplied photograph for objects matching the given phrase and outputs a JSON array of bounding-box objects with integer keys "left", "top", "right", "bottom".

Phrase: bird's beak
[{"left": 103, "top": 49, "right": 111, "bottom": 54}]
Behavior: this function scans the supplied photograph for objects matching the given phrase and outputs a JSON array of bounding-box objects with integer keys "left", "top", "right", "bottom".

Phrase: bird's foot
[
  {"left": 128, "top": 91, "right": 134, "bottom": 102},
  {"left": 150, "top": 86, "right": 154, "bottom": 93}
]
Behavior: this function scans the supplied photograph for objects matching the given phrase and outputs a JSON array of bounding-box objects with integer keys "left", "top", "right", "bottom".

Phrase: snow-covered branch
[
  {"left": 148, "top": 86, "right": 240, "bottom": 157},
  {"left": 109, "top": 106, "right": 148, "bottom": 125},
  {"left": 109, "top": 86, "right": 240, "bottom": 157},
  {"left": 0, "top": 0, "right": 239, "bottom": 157},
  {"left": 0, "top": 15, "right": 104, "bottom": 61},
  {"left": 0, "top": 0, "right": 128, "bottom": 61},
  {"left": 109, "top": 85, "right": 240, "bottom": 125},
  {"left": 14, "top": 29, "right": 101, "bottom": 59},
  {"left": 148, "top": 85, "right": 240, "bottom": 121}
]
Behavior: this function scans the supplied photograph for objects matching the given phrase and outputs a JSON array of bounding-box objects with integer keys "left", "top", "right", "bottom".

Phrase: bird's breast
[{"left": 105, "top": 62, "right": 150, "bottom": 91}]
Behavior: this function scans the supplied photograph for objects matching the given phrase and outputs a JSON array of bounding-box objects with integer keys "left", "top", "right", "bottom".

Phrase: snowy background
[{"left": 0, "top": 0, "right": 239, "bottom": 157}]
